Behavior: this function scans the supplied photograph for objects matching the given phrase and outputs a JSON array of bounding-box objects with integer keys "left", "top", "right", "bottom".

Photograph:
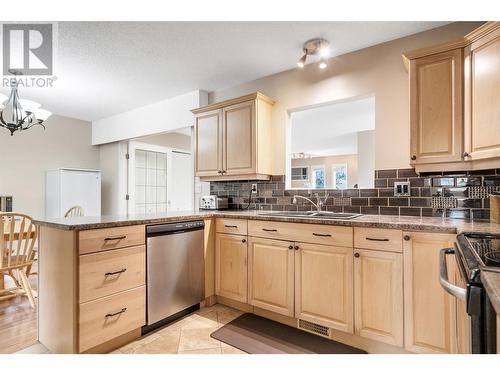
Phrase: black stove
[{"left": 451, "top": 232, "right": 499, "bottom": 353}]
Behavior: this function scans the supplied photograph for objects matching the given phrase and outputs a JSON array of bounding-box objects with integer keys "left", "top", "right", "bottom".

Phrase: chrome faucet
[{"left": 293, "top": 193, "right": 329, "bottom": 212}]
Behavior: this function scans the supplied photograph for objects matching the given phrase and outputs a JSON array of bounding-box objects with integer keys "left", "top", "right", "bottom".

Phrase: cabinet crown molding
[{"left": 191, "top": 92, "right": 275, "bottom": 114}]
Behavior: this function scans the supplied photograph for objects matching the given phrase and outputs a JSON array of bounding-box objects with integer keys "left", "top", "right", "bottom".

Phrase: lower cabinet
[
  {"left": 294, "top": 242, "right": 354, "bottom": 333},
  {"left": 403, "top": 232, "right": 457, "bottom": 353},
  {"left": 354, "top": 248, "right": 404, "bottom": 347},
  {"left": 215, "top": 233, "right": 248, "bottom": 303},
  {"left": 247, "top": 237, "right": 295, "bottom": 317},
  {"left": 455, "top": 259, "right": 471, "bottom": 354}
]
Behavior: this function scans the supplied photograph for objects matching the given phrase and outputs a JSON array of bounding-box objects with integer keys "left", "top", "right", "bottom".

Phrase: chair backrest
[
  {"left": 64, "top": 205, "right": 84, "bottom": 218},
  {"left": 0, "top": 212, "right": 37, "bottom": 269}
]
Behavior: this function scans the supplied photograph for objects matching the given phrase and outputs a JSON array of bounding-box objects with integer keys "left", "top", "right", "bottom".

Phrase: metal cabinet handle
[
  {"left": 242, "top": 239, "right": 246, "bottom": 243},
  {"left": 218, "top": 170, "right": 223, "bottom": 174},
  {"left": 294, "top": 245, "right": 299, "bottom": 250},
  {"left": 288, "top": 245, "right": 293, "bottom": 250},
  {"left": 439, "top": 248, "right": 466, "bottom": 301},
  {"left": 365, "top": 237, "right": 389, "bottom": 242},
  {"left": 404, "top": 235, "right": 411, "bottom": 241},
  {"left": 354, "top": 252, "right": 360, "bottom": 258},
  {"left": 312, "top": 233, "right": 332, "bottom": 237},
  {"left": 411, "top": 155, "right": 417, "bottom": 161},
  {"left": 225, "top": 225, "right": 238, "bottom": 228},
  {"left": 104, "top": 235, "right": 126, "bottom": 241},
  {"left": 104, "top": 268, "right": 127, "bottom": 277},
  {"left": 463, "top": 152, "right": 470, "bottom": 158},
  {"left": 105, "top": 307, "right": 127, "bottom": 318},
  {"left": 262, "top": 228, "right": 277, "bottom": 232}
]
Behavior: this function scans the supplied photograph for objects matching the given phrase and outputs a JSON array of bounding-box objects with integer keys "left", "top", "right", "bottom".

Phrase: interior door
[
  {"left": 295, "top": 242, "right": 354, "bottom": 333},
  {"left": 354, "top": 248, "right": 404, "bottom": 347},
  {"left": 195, "top": 110, "right": 222, "bottom": 176},
  {"left": 222, "top": 100, "right": 256, "bottom": 175},
  {"left": 168, "top": 151, "right": 193, "bottom": 211},
  {"left": 248, "top": 237, "right": 294, "bottom": 317}
]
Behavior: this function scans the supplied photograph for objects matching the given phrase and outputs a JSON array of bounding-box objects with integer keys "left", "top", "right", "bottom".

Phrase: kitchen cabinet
[
  {"left": 354, "top": 248, "right": 404, "bottom": 347},
  {"left": 408, "top": 49, "right": 463, "bottom": 166},
  {"left": 403, "top": 22, "right": 500, "bottom": 173},
  {"left": 403, "top": 232, "right": 457, "bottom": 353},
  {"left": 248, "top": 237, "right": 295, "bottom": 317},
  {"left": 215, "top": 233, "right": 248, "bottom": 303},
  {"left": 294, "top": 242, "right": 354, "bottom": 333},
  {"left": 464, "top": 23, "right": 500, "bottom": 161},
  {"left": 192, "top": 92, "right": 274, "bottom": 181}
]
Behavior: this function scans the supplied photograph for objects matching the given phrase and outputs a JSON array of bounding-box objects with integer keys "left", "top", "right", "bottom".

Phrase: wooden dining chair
[
  {"left": 64, "top": 205, "right": 84, "bottom": 218},
  {"left": 0, "top": 212, "right": 37, "bottom": 308}
]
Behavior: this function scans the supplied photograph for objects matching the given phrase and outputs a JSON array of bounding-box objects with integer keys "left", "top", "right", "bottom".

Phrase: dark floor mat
[{"left": 211, "top": 313, "right": 366, "bottom": 354}]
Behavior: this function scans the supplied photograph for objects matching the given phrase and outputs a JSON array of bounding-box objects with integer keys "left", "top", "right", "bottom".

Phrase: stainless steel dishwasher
[{"left": 143, "top": 220, "right": 205, "bottom": 333}]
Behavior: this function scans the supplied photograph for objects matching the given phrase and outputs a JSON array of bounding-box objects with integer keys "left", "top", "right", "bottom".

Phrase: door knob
[
  {"left": 242, "top": 239, "right": 246, "bottom": 243},
  {"left": 354, "top": 252, "right": 360, "bottom": 258},
  {"left": 288, "top": 245, "right": 293, "bottom": 250},
  {"left": 404, "top": 235, "right": 411, "bottom": 241},
  {"left": 463, "top": 152, "right": 470, "bottom": 158},
  {"left": 411, "top": 155, "right": 417, "bottom": 161},
  {"left": 294, "top": 245, "right": 299, "bottom": 250}
]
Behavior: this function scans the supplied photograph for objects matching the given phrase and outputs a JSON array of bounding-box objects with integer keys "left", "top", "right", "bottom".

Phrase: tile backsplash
[{"left": 209, "top": 168, "right": 500, "bottom": 220}]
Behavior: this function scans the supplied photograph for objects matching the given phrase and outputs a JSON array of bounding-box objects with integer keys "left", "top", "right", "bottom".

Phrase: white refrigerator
[{"left": 46, "top": 168, "right": 101, "bottom": 218}]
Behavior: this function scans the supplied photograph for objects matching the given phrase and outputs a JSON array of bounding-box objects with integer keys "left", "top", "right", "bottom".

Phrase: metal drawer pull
[
  {"left": 105, "top": 307, "right": 127, "bottom": 318},
  {"left": 224, "top": 225, "right": 238, "bottom": 228},
  {"left": 262, "top": 228, "right": 277, "bottom": 232},
  {"left": 365, "top": 237, "right": 389, "bottom": 242},
  {"left": 104, "top": 235, "right": 127, "bottom": 241},
  {"left": 312, "top": 233, "right": 331, "bottom": 237},
  {"left": 439, "top": 248, "right": 466, "bottom": 301},
  {"left": 104, "top": 268, "right": 127, "bottom": 277}
]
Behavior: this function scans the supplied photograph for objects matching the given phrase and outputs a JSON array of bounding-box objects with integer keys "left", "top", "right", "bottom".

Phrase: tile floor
[{"left": 16, "top": 304, "right": 246, "bottom": 354}]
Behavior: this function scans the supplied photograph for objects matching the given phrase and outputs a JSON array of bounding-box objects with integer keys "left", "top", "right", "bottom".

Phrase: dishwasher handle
[{"left": 439, "top": 248, "right": 466, "bottom": 301}]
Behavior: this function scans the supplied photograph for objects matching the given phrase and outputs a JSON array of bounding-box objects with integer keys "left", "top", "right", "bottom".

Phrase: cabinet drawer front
[
  {"left": 216, "top": 218, "right": 248, "bottom": 235},
  {"left": 248, "top": 220, "right": 352, "bottom": 247},
  {"left": 79, "top": 225, "right": 145, "bottom": 255},
  {"left": 79, "top": 286, "right": 145, "bottom": 353},
  {"left": 79, "top": 245, "right": 146, "bottom": 303},
  {"left": 354, "top": 227, "right": 402, "bottom": 252}
]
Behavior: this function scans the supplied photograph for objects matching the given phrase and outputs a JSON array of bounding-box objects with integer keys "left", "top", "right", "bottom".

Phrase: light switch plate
[{"left": 394, "top": 181, "right": 410, "bottom": 197}]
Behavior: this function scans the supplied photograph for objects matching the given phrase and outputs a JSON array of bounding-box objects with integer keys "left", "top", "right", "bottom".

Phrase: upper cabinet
[
  {"left": 192, "top": 92, "right": 274, "bottom": 181},
  {"left": 404, "top": 22, "right": 500, "bottom": 173}
]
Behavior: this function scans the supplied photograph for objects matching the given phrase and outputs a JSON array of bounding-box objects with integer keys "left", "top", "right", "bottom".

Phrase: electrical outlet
[{"left": 251, "top": 183, "right": 258, "bottom": 194}]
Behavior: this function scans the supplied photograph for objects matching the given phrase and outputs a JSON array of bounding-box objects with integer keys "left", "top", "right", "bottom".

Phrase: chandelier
[{"left": 0, "top": 70, "right": 52, "bottom": 136}]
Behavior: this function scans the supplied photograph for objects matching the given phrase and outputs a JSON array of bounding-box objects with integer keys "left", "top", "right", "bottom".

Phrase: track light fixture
[{"left": 296, "top": 38, "right": 330, "bottom": 70}]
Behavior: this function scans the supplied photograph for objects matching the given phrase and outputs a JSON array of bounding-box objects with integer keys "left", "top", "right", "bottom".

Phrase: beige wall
[
  {"left": 0, "top": 115, "right": 99, "bottom": 218},
  {"left": 292, "top": 154, "right": 358, "bottom": 189},
  {"left": 135, "top": 131, "right": 191, "bottom": 151},
  {"left": 210, "top": 22, "right": 483, "bottom": 173}
]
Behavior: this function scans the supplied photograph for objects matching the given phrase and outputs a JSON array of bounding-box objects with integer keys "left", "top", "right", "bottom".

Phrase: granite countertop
[
  {"left": 33, "top": 209, "right": 500, "bottom": 234},
  {"left": 482, "top": 271, "right": 500, "bottom": 315}
]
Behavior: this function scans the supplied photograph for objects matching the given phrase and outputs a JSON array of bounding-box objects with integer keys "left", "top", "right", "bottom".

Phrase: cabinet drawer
[
  {"left": 79, "top": 245, "right": 146, "bottom": 303},
  {"left": 79, "top": 285, "right": 145, "bottom": 353},
  {"left": 354, "top": 227, "right": 402, "bottom": 253},
  {"left": 79, "top": 225, "right": 145, "bottom": 255},
  {"left": 216, "top": 218, "right": 248, "bottom": 235},
  {"left": 248, "top": 220, "right": 352, "bottom": 247}
]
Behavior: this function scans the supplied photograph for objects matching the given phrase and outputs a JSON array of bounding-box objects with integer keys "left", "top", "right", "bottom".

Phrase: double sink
[{"left": 259, "top": 211, "right": 362, "bottom": 220}]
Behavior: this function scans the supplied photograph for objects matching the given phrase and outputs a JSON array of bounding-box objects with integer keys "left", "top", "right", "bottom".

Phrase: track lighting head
[
  {"left": 297, "top": 38, "right": 330, "bottom": 70},
  {"left": 297, "top": 52, "right": 307, "bottom": 68},
  {"left": 319, "top": 57, "right": 327, "bottom": 69}
]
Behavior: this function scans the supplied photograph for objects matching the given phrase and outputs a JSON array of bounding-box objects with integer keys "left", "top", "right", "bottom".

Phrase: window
[
  {"left": 291, "top": 167, "right": 309, "bottom": 181},
  {"left": 135, "top": 149, "right": 168, "bottom": 214},
  {"left": 332, "top": 164, "right": 348, "bottom": 189},
  {"left": 311, "top": 166, "right": 325, "bottom": 189}
]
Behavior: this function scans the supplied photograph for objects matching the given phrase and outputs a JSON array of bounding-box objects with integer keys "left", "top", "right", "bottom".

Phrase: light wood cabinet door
[
  {"left": 215, "top": 233, "right": 248, "bottom": 303},
  {"left": 222, "top": 100, "right": 256, "bottom": 175},
  {"left": 248, "top": 237, "right": 294, "bottom": 317},
  {"left": 409, "top": 49, "right": 463, "bottom": 165},
  {"left": 354, "top": 249, "right": 403, "bottom": 346},
  {"left": 465, "top": 26, "right": 500, "bottom": 160},
  {"left": 295, "top": 243, "right": 354, "bottom": 333},
  {"left": 195, "top": 109, "right": 222, "bottom": 176},
  {"left": 403, "top": 232, "right": 457, "bottom": 353}
]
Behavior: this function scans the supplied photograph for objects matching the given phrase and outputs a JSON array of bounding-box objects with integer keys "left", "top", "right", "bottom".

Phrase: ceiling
[
  {"left": 1, "top": 22, "right": 448, "bottom": 121},
  {"left": 291, "top": 96, "right": 375, "bottom": 156}
]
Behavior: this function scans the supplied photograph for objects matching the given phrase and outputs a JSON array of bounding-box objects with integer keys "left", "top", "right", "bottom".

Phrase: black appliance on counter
[{"left": 440, "top": 232, "right": 499, "bottom": 353}]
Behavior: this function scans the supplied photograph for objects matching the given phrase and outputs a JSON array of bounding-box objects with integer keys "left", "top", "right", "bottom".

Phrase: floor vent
[{"left": 298, "top": 319, "right": 330, "bottom": 337}]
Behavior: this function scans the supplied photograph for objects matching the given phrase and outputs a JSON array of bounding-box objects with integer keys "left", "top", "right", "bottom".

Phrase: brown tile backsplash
[{"left": 209, "top": 168, "right": 500, "bottom": 219}]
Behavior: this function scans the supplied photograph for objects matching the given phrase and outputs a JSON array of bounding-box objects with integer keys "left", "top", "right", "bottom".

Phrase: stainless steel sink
[{"left": 259, "top": 211, "right": 362, "bottom": 220}]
